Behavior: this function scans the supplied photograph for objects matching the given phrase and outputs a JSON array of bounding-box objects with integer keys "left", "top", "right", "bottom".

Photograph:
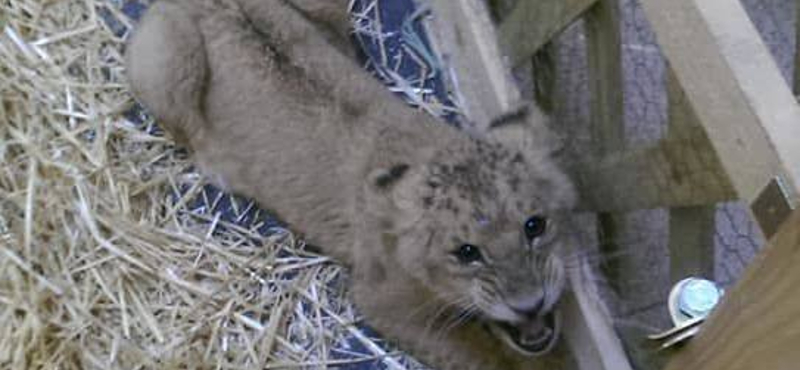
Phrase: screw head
[{"left": 677, "top": 278, "right": 722, "bottom": 319}]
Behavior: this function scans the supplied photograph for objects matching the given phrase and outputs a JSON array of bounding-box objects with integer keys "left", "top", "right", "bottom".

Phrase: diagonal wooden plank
[
  {"left": 498, "top": 0, "right": 597, "bottom": 67},
  {"left": 639, "top": 0, "right": 800, "bottom": 238},
  {"left": 425, "top": 0, "right": 521, "bottom": 131}
]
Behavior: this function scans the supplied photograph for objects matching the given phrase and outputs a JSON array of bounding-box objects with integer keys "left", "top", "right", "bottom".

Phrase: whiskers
[
  {"left": 559, "top": 239, "right": 673, "bottom": 295},
  {"left": 400, "top": 291, "right": 476, "bottom": 340},
  {"left": 430, "top": 299, "right": 479, "bottom": 341},
  {"left": 404, "top": 287, "right": 495, "bottom": 343},
  {"left": 543, "top": 256, "right": 565, "bottom": 311},
  {"left": 559, "top": 225, "right": 671, "bottom": 271}
]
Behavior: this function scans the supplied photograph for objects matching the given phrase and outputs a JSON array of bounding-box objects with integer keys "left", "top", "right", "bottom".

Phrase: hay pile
[{"left": 0, "top": 0, "right": 420, "bottom": 368}]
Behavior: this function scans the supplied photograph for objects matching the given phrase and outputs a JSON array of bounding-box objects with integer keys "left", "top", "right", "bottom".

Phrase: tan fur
[{"left": 126, "top": 1, "right": 576, "bottom": 369}]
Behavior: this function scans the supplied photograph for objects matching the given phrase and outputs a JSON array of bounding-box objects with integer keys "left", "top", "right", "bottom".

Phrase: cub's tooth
[{"left": 520, "top": 334, "right": 540, "bottom": 347}]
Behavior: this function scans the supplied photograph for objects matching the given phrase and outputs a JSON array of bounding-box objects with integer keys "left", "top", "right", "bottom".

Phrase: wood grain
[
  {"left": 562, "top": 258, "right": 633, "bottom": 370},
  {"left": 426, "top": 0, "right": 520, "bottom": 131},
  {"left": 585, "top": 0, "right": 624, "bottom": 153},
  {"left": 566, "top": 2, "right": 740, "bottom": 212},
  {"left": 584, "top": 0, "right": 628, "bottom": 301},
  {"left": 569, "top": 142, "right": 736, "bottom": 212},
  {"left": 639, "top": 0, "right": 800, "bottom": 211}
]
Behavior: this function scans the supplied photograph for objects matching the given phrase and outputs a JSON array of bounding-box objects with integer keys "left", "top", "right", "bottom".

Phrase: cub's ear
[
  {"left": 365, "top": 163, "right": 426, "bottom": 223},
  {"left": 485, "top": 104, "right": 562, "bottom": 155},
  {"left": 370, "top": 163, "right": 410, "bottom": 190}
]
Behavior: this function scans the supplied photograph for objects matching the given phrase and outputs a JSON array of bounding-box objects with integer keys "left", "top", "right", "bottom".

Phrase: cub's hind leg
[{"left": 125, "top": 1, "right": 208, "bottom": 145}]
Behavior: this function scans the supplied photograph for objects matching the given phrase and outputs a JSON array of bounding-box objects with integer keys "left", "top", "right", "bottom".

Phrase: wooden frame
[
  {"left": 426, "top": 0, "right": 800, "bottom": 368},
  {"left": 425, "top": 0, "right": 520, "bottom": 131},
  {"left": 425, "top": 1, "right": 633, "bottom": 369},
  {"left": 636, "top": 0, "right": 800, "bottom": 367},
  {"left": 498, "top": 0, "right": 597, "bottom": 67},
  {"left": 638, "top": 0, "right": 800, "bottom": 213}
]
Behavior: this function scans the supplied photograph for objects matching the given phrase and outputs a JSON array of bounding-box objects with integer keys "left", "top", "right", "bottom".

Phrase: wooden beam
[
  {"left": 585, "top": 0, "right": 624, "bottom": 153},
  {"left": 666, "top": 68, "right": 716, "bottom": 282},
  {"left": 639, "top": 0, "right": 800, "bottom": 237},
  {"left": 426, "top": 0, "right": 521, "bottom": 131},
  {"left": 562, "top": 258, "right": 633, "bottom": 370},
  {"left": 663, "top": 208, "right": 800, "bottom": 370},
  {"left": 498, "top": 0, "right": 597, "bottom": 67},
  {"left": 569, "top": 140, "right": 736, "bottom": 212},
  {"left": 427, "top": 0, "right": 735, "bottom": 213},
  {"left": 563, "top": 1, "right": 737, "bottom": 213},
  {"left": 584, "top": 0, "right": 628, "bottom": 294}
]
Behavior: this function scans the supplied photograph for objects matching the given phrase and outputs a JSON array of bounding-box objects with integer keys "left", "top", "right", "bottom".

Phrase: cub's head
[{"left": 365, "top": 117, "right": 576, "bottom": 356}]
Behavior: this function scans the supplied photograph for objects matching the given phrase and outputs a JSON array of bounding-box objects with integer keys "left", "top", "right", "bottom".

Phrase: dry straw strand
[{"left": 0, "top": 0, "right": 424, "bottom": 368}]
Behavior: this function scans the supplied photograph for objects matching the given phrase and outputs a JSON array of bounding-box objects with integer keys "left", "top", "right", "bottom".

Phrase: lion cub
[{"left": 126, "top": 0, "right": 576, "bottom": 369}]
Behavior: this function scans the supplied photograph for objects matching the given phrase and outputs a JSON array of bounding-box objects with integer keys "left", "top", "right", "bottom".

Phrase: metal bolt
[{"left": 677, "top": 278, "right": 722, "bottom": 319}]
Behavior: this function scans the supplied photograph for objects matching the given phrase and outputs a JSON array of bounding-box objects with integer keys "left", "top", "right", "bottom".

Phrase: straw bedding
[{"left": 0, "top": 0, "right": 430, "bottom": 368}]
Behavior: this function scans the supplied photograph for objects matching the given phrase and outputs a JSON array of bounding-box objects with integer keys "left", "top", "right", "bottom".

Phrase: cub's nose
[{"left": 507, "top": 296, "right": 544, "bottom": 318}]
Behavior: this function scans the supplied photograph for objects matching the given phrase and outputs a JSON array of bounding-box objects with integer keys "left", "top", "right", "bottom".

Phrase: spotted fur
[{"left": 126, "top": 0, "right": 576, "bottom": 368}]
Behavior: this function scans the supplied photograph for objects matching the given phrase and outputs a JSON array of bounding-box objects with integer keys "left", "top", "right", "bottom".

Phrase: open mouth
[{"left": 489, "top": 310, "right": 560, "bottom": 356}]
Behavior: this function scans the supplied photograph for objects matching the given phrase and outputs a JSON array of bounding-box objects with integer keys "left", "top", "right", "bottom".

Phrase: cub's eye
[
  {"left": 453, "top": 244, "right": 483, "bottom": 264},
  {"left": 524, "top": 215, "right": 548, "bottom": 240}
]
